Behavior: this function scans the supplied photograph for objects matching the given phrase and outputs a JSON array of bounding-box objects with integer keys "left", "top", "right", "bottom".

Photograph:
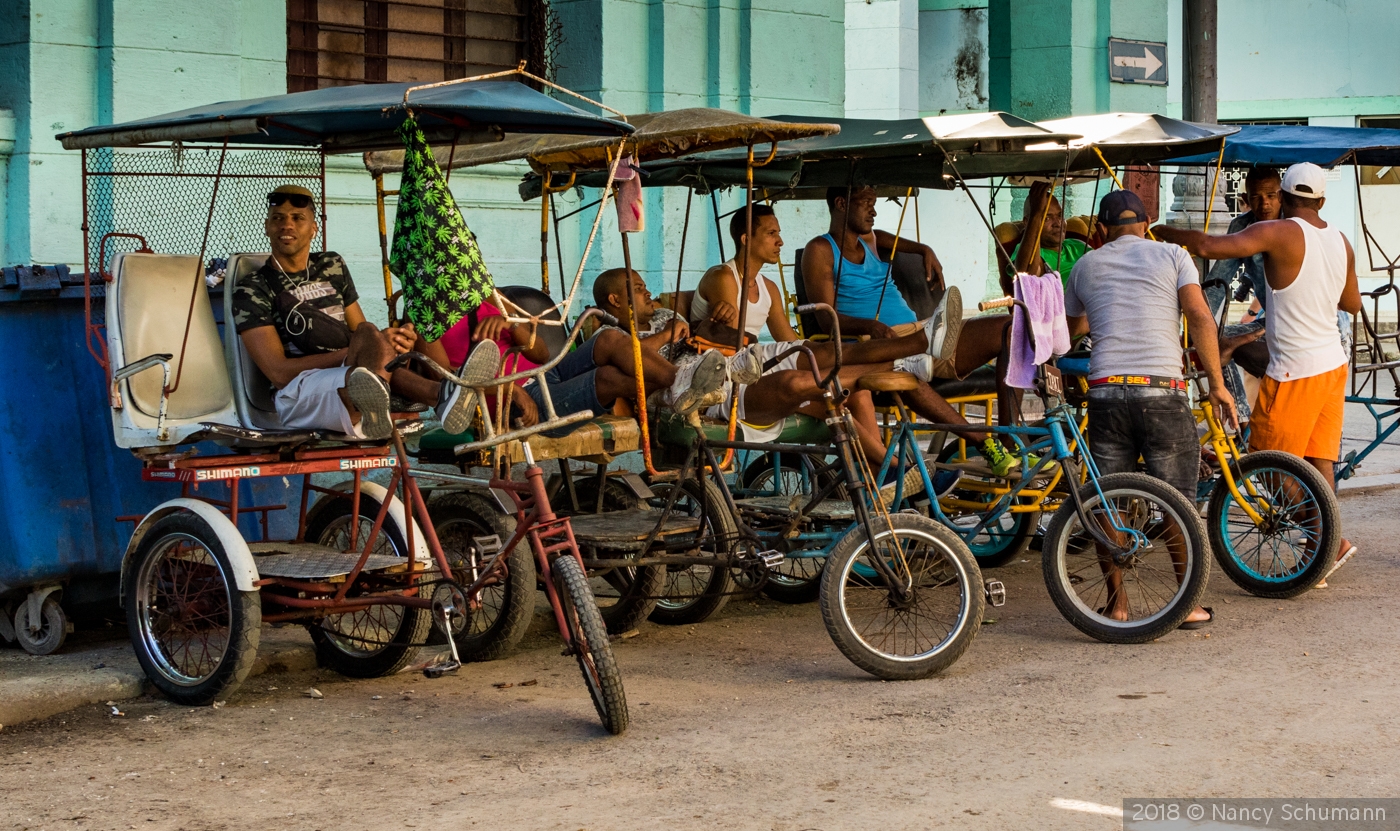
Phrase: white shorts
[{"left": 275, "top": 366, "right": 365, "bottom": 438}]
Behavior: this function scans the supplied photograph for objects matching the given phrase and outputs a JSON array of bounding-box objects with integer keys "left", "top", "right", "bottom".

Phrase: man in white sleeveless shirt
[{"left": 1156, "top": 163, "right": 1363, "bottom": 582}]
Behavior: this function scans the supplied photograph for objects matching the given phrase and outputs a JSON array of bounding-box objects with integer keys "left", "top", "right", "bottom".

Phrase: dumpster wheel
[{"left": 14, "top": 595, "right": 68, "bottom": 655}]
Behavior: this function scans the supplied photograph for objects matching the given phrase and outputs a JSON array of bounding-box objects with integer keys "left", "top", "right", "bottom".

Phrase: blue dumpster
[{"left": 0, "top": 265, "right": 301, "bottom": 652}]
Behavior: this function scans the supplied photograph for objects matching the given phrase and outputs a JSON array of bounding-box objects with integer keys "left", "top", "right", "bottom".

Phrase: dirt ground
[{"left": 3, "top": 488, "right": 1397, "bottom": 831}]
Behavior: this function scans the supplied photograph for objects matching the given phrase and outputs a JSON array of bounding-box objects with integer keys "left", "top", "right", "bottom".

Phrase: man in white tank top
[{"left": 1156, "top": 163, "right": 1363, "bottom": 582}]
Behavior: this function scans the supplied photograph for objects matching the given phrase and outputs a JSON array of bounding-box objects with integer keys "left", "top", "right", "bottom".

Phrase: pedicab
[
  {"left": 366, "top": 109, "right": 1010, "bottom": 679},
  {"left": 58, "top": 71, "right": 638, "bottom": 733},
  {"left": 1163, "top": 121, "right": 1400, "bottom": 595}
]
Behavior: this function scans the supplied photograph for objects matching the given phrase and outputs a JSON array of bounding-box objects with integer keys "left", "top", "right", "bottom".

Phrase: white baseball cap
[{"left": 1282, "top": 162, "right": 1327, "bottom": 199}]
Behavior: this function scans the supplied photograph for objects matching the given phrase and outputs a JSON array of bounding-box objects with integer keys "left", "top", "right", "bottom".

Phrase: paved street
[{"left": 2, "top": 487, "right": 1396, "bottom": 831}]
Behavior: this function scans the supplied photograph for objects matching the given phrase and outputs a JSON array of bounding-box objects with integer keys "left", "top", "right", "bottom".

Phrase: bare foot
[{"left": 1183, "top": 605, "right": 1212, "bottom": 624}]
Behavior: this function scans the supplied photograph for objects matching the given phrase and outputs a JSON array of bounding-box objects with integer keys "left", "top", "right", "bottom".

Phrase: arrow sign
[{"left": 1108, "top": 38, "right": 1168, "bottom": 86}]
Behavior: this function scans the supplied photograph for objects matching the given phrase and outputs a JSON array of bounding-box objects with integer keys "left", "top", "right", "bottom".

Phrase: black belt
[{"left": 1088, "top": 374, "right": 1188, "bottom": 391}]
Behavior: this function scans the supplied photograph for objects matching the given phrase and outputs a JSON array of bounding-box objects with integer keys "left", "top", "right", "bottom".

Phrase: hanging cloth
[
  {"left": 1005, "top": 271, "right": 1071, "bottom": 390},
  {"left": 389, "top": 117, "right": 496, "bottom": 342}
]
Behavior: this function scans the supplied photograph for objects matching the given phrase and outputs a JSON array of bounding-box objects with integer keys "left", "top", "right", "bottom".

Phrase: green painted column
[{"left": 988, "top": 0, "right": 1167, "bottom": 121}]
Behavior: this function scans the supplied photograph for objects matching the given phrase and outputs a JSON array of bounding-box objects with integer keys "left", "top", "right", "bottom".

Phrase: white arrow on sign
[{"left": 1113, "top": 48, "right": 1163, "bottom": 79}]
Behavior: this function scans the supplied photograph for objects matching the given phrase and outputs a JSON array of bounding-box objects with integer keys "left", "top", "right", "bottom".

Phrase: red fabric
[{"left": 438, "top": 301, "right": 538, "bottom": 417}]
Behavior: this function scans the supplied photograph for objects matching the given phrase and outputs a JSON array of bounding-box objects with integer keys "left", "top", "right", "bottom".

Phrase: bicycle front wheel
[
  {"left": 1043, "top": 472, "right": 1209, "bottom": 643},
  {"left": 553, "top": 555, "right": 629, "bottom": 735},
  {"left": 819, "top": 513, "right": 984, "bottom": 680},
  {"left": 1207, "top": 450, "right": 1340, "bottom": 598}
]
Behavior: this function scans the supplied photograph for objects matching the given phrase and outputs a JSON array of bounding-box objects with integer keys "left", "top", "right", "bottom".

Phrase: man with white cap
[{"left": 1155, "top": 162, "right": 1363, "bottom": 584}]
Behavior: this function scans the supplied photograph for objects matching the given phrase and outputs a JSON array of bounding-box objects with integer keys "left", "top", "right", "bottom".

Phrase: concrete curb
[
  {"left": 0, "top": 642, "right": 318, "bottom": 730},
  {"left": 1339, "top": 473, "right": 1400, "bottom": 496}
]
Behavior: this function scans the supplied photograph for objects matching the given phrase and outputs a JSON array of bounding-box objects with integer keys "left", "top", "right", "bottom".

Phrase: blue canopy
[
  {"left": 57, "top": 79, "right": 633, "bottom": 153},
  {"left": 1169, "top": 124, "right": 1400, "bottom": 167}
]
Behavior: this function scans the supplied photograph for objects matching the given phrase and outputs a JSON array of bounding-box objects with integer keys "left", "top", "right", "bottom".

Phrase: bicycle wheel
[
  {"left": 552, "top": 555, "right": 629, "bottom": 735},
  {"left": 935, "top": 440, "right": 1038, "bottom": 568},
  {"left": 744, "top": 454, "right": 827, "bottom": 604},
  {"left": 648, "top": 478, "right": 737, "bottom": 626},
  {"left": 127, "top": 511, "right": 261, "bottom": 705},
  {"left": 1207, "top": 450, "right": 1340, "bottom": 598},
  {"left": 1042, "top": 472, "right": 1209, "bottom": 643},
  {"left": 429, "top": 492, "right": 535, "bottom": 660},
  {"left": 304, "top": 498, "right": 431, "bottom": 678},
  {"left": 819, "top": 513, "right": 984, "bottom": 680}
]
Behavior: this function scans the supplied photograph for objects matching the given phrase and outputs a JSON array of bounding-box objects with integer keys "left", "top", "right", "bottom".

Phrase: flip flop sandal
[
  {"left": 1178, "top": 607, "right": 1215, "bottom": 630},
  {"left": 1324, "top": 544, "right": 1357, "bottom": 580},
  {"left": 345, "top": 367, "right": 393, "bottom": 440}
]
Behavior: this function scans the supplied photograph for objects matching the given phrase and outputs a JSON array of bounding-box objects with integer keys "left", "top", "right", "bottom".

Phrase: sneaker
[
  {"left": 923, "top": 285, "right": 963, "bottom": 362},
  {"left": 437, "top": 341, "right": 497, "bottom": 435},
  {"left": 672, "top": 350, "right": 729, "bottom": 415},
  {"left": 893, "top": 353, "right": 933, "bottom": 382},
  {"left": 981, "top": 437, "right": 1040, "bottom": 478},
  {"left": 728, "top": 346, "right": 764, "bottom": 385},
  {"left": 345, "top": 367, "right": 393, "bottom": 440}
]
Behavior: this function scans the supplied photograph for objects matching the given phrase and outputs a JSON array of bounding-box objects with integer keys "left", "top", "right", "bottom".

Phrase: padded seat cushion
[
  {"left": 654, "top": 410, "right": 831, "bottom": 447},
  {"left": 928, "top": 364, "right": 998, "bottom": 399},
  {"left": 117, "top": 254, "right": 233, "bottom": 420},
  {"left": 857, "top": 370, "right": 921, "bottom": 392},
  {"left": 418, "top": 415, "right": 640, "bottom": 464}
]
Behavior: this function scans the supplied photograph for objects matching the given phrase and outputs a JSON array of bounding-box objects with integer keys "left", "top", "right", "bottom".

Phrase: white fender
[
  {"left": 120, "top": 499, "right": 259, "bottom": 599},
  {"left": 320, "top": 480, "right": 432, "bottom": 562}
]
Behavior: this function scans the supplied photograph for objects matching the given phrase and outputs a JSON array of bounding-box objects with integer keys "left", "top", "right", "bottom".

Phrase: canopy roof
[
  {"left": 362, "top": 108, "right": 838, "bottom": 175},
  {"left": 1167, "top": 123, "right": 1400, "bottom": 167},
  {"left": 535, "top": 111, "right": 1081, "bottom": 194},
  {"left": 57, "top": 78, "right": 634, "bottom": 152},
  {"left": 1025, "top": 113, "right": 1238, "bottom": 171}
]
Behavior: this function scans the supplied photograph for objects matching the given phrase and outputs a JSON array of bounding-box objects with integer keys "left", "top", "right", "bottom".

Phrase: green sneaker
[{"left": 981, "top": 438, "right": 1040, "bottom": 478}]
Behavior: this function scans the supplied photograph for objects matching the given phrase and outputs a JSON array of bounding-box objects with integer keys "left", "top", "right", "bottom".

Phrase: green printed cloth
[{"left": 389, "top": 118, "right": 495, "bottom": 341}]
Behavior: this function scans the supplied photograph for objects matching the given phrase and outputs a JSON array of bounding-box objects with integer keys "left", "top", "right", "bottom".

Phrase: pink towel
[
  {"left": 614, "top": 156, "right": 645, "bottom": 233},
  {"left": 1005, "top": 271, "right": 1071, "bottom": 389}
]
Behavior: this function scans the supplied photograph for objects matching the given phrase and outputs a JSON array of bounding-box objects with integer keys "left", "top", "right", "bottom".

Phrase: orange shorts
[{"left": 1248, "top": 363, "right": 1347, "bottom": 461}]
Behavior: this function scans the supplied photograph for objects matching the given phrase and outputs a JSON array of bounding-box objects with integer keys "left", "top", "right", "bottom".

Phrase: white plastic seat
[{"left": 107, "top": 253, "right": 240, "bottom": 448}]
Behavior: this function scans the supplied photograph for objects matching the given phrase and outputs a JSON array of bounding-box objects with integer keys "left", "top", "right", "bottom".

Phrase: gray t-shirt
[{"left": 1064, "top": 235, "right": 1199, "bottom": 379}]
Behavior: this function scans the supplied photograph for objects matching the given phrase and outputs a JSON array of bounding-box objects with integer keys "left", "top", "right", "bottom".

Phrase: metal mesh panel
[{"left": 83, "top": 145, "right": 326, "bottom": 278}]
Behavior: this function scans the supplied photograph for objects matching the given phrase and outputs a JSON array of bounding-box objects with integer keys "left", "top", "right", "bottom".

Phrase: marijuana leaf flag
[{"left": 389, "top": 118, "right": 495, "bottom": 341}]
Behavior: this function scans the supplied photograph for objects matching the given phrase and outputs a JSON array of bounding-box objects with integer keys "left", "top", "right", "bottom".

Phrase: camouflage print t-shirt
[{"left": 232, "top": 252, "right": 359, "bottom": 356}]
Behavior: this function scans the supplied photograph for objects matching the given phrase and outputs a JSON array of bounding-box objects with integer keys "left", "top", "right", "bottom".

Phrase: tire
[
  {"left": 1207, "top": 450, "right": 1341, "bottom": 598},
  {"left": 935, "top": 440, "right": 1039, "bottom": 569},
  {"left": 647, "top": 478, "right": 736, "bottom": 626},
  {"left": 1042, "top": 472, "right": 1209, "bottom": 644},
  {"left": 560, "top": 478, "right": 665, "bottom": 635},
  {"left": 126, "top": 512, "right": 261, "bottom": 705},
  {"left": 552, "top": 556, "right": 629, "bottom": 735},
  {"left": 428, "top": 492, "right": 535, "bottom": 661},
  {"left": 14, "top": 597, "right": 68, "bottom": 655},
  {"left": 819, "top": 513, "right": 984, "bottom": 680},
  {"left": 303, "top": 495, "right": 432, "bottom": 678},
  {"left": 742, "top": 455, "right": 827, "bottom": 604}
]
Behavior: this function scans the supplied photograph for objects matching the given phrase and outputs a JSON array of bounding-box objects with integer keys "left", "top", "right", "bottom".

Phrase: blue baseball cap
[{"left": 1097, "top": 190, "right": 1150, "bottom": 226}]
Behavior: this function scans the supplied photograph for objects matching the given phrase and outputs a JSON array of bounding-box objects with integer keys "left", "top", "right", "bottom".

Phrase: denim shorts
[
  {"left": 525, "top": 333, "right": 605, "bottom": 422},
  {"left": 1086, "top": 385, "right": 1198, "bottom": 500}
]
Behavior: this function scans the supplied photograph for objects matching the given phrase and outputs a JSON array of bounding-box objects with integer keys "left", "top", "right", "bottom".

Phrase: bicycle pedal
[
  {"left": 472, "top": 534, "right": 503, "bottom": 555},
  {"left": 984, "top": 579, "right": 1007, "bottom": 608},
  {"left": 758, "top": 549, "right": 785, "bottom": 569},
  {"left": 423, "top": 659, "right": 461, "bottom": 679}
]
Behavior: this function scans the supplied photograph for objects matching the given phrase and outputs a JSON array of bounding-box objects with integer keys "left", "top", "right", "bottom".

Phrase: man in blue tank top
[{"left": 802, "top": 185, "right": 1025, "bottom": 472}]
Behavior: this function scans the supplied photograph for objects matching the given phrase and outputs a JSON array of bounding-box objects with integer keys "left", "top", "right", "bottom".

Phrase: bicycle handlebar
[
  {"left": 978, "top": 296, "right": 1016, "bottom": 312},
  {"left": 796, "top": 303, "right": 842, "bottom": 388}
]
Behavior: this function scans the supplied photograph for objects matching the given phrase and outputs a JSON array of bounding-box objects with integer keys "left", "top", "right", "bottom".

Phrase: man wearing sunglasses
[{"left": 232, "top": 185, "right": 469, "bottom": 440}]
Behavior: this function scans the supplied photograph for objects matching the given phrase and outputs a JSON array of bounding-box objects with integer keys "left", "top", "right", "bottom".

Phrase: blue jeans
[
  {"left": 1086, "top": 386, "right": 1199, "bottom": 500},
  {"left": 525, "top": 333, "right": 605, "bottom": 422}
]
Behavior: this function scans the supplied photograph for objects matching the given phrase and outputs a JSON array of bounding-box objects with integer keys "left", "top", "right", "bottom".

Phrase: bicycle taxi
[
  {"left": 365, "top": 109, "right": 1021, "bottom": 679},
  {"left": 58, "top": 74, "right": 638, "bottom": 733}
]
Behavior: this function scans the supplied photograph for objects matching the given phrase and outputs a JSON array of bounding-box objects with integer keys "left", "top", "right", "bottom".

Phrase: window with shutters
[{"left": 286, "top": 0, "right": 551, "bottom": 92}]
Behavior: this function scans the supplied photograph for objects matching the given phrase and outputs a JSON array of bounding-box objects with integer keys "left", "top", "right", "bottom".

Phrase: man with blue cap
[{"left": 1066, "top": 189, "right": 1235, "bottom": 629}]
